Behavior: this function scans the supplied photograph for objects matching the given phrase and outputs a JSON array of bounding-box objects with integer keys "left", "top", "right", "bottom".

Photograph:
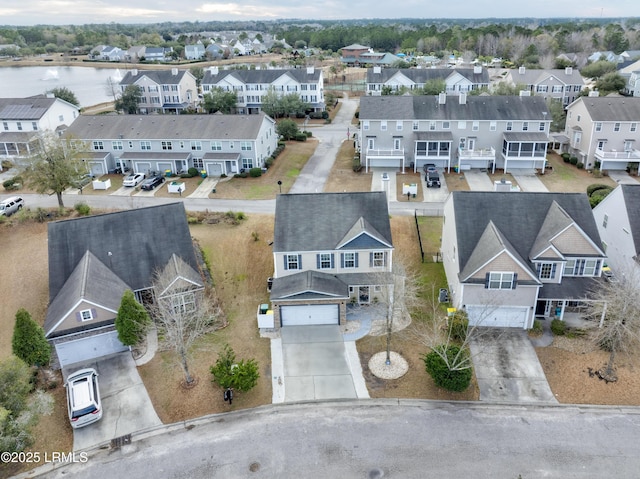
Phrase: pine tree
[
  {"left": 115, "top": 290, "right": 150, "bottom": 346},
  {"left": 11, "top": 308, "right": 51, "bottom": 367}
]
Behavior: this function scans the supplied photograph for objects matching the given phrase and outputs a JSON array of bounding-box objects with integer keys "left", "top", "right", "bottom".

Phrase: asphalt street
[{"left": 29, "top": 401, "right": 640, "bottom": 479}]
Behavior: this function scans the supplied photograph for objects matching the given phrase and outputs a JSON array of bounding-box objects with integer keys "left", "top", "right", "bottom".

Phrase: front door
[{"left": 359, "top": 286, "right": 370, "bottom": 304}]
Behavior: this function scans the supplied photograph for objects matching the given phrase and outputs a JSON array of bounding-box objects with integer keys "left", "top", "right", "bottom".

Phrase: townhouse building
[
  {"left": 119, "top": 68, "right": 197, "bottom": 114},
  {"left": 201, "top": 66, "right": 325, "bottom": 114},
  {"left": 64, "top": 113, "right": 277, "bottom": 178},
  {"left": 504, "top": 67, "right": 585, "bottom": 105},
  {"left": 564, "top": 96, "right": 640, "bottom": 171},
  {"left": 366, "top": 66, "right": 490, "bottom": 96},
  {"left": 358, "top": 94, "right": 551, "bottom": 174}
]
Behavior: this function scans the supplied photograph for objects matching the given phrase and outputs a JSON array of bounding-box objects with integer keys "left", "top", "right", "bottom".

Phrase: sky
[{"left": 0, "top": 0, "right": 639, "bottom": 26}]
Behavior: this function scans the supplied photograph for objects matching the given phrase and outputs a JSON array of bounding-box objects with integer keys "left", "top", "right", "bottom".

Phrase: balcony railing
[
  {"left": 595, "top": 148, "right": 640, "bottom": 160},
  {"left": 458, "top": 147, "right": 496, "bottom": 160},
  {"left": 366, "top": 148, "right": 404, "bottom": 157}
]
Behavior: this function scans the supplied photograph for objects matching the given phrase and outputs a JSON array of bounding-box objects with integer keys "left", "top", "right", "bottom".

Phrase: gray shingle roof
[
  {"left": 359, "top": 95, "right": 549, "bottom": 121},
  {"left": 202, "top": 68, "right": 321, "bottom": 85},
  {"left": 576, "top": 97, "right": 640, "bottom": 122},
  {"left": 366, "top": 67, "right": 490, "bottom": 84},
  {"left": 451, "top": 192, "right": 603, "bottom": 279},
  {"left": 270, "top": 271, "right": 349, "bottom": 300},
  {"left": 65, "top": 113, "right": 270, "bottom": 141},
  {"left": 273, "top": 192, "right": 392, "bottom": 253},
  {"left": 0, "top": 96, "right": 57, "bottom": 120},
  {"left": 120, "top": 69, "right": 191, "bottom": 85},
  {"left": 508, "top": 68, "right": 585, "bottom": 85},
  {"left": 620, "top": 184, "right": 640, "bottom": 256},
  {"left": 47, "top": 203, "right": 199, "bottom": 301}
]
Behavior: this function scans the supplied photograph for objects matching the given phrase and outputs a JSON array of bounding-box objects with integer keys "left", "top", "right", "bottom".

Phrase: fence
[{"left": 414, "top": 209, "right": 444, "bottom": 263}]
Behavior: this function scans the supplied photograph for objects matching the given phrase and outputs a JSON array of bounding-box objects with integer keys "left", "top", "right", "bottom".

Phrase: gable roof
[
  {"left": 202, "top": 67, "right": 321, "bottom": 85},
  {"left": 367, "top": 67, "right": 489, "bottom": 84},
  {"left": 44, "top": 251, "right": 130, "bottom": 337},
  {"left": 571, "top": 96, "right": 640, "bottom": 121},
  {"left": 508, "top": 68, "right": 585, "bottom": 85},
  {"left": 0, "top": 96, "right": 76, "bottom": 120},
  {"left": 120, "top": 69, "right": 192, "bottom": 86},
  {"left": 359, "top": 95, "right": 549, "bottom": 122},
  {"left": 273, "top": 192, "right": 392, "bottom": 253},
  {"left": 451, "top": 192, "right": 604, "bottom": 278},
  {"left": 529, "top": 200, "right": 575, "bottom": 258},
  {"left": 270, "top": 270, "right": 349, "bottom": 300},
  {"left": 620, "top": 184, "right": 640, "bottom": 256},
  {"left": 47, "top": 203, "right": 199, "bottom": 301}
]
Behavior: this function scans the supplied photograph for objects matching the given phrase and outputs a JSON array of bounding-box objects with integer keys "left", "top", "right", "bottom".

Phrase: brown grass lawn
[
  {"left": 488, "top": 170, "right": 519, "bottom": 190},
  {"left": 324, "top": 140, "right": 372, "bottom": 193},
  {"left": 539, "top": 152, "right": 618, "bottom": 193},
  {"left": 395, "top": 172, "right": 424, "bottom": 202},
  {"left": 211, "top": 140, "right": 317, "bottom": 199},
  {"left": 443, "top": 171, "right": 470, "bottom": 191}
]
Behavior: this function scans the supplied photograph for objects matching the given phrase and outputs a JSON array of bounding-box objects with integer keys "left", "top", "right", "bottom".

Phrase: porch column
[{"left": 560, "top": 300, "right": 567, "bottom": 321}]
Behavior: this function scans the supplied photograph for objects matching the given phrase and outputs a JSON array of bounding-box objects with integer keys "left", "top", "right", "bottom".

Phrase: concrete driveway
[
  {"left": 511, "top": 170, "right": 549, "bottom": 192},
  {"left": 469, "top": 328, "right": 557, "bottom": 404},
  {"left": 279, "top": 326, "right": 363, "bottom": 402},
  {"left": 608, "top": 171, "right": 640, "bottom": 185},
  {"left": 63, "top": 353, "right": 162, "bottom": 451},
  {"left": 464, "top": 170, "right": 494, "bottom": 191}
]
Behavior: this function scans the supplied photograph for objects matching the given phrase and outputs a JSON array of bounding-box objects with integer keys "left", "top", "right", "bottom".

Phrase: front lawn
[{"left": 538, "top": 152, "right": 617, "bottom": 193}]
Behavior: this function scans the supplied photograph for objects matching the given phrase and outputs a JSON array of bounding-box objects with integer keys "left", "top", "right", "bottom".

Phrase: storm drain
[{"left": 110, "top": 434, "right": 132, "bottom": 449}]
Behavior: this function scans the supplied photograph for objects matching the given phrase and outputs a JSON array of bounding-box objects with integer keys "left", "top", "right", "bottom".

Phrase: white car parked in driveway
[
  {"left": 123, "top": 173, "right": 145, "bottom": 187},
  {"left": 66, "top": 368, "right": 103, "bottom": 428}
]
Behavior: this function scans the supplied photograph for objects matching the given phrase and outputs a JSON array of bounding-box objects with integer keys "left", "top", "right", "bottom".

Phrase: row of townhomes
[
  {"left": 358, "top": 93, "right": 551, "bottom": 174},
  {"left": 504, "top": 66, "right": 586, "bottom": 106},
  {"left": 201, "top": 66, "right": 325, "bottom": 114},
  {"left": 366, "top": 66, "right": 490, "bottom": 96},
  {"left": 119, "top": 68, "right": 198, "bottom": 114},
  {"left": 563, "top": 96, "right": 640, "bottom": 171},
  {"left": 0, "top": 95, "right": 80, "bottom": 166},
  {"left": 65, "top": 113, "right": 277, "bottom": 177}
]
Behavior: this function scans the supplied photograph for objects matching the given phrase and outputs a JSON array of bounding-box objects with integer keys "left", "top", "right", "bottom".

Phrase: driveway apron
[
  {"left": 280, "top": 325, "right": 357, "bottom": 401},
  {"left": 608, "top": 171, "right": 640, "bottom": 185},
  {"left": 64, "top": 353, "right": 162, "bottom": 451},
  {"left": 511, "top": 172, "right": 549, "bottom": 192},
  {"left": 464, "top": 170, "right": 494, "bottom": 191},
  {"left": 469, "top": 328, "right": 557, "bottom": 403}
]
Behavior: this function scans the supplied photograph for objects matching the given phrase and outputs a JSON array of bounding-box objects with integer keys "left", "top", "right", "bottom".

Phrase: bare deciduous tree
[
  {"left": 150, "top": 259, "right": 225, "bottom": 386},
  {"left": 586, "top": 267, "right": 640, "bottom": 383}
]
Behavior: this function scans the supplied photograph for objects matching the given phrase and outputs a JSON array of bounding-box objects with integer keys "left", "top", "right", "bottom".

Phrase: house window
[
  {"left": 490, "top": 121, "right": 497, "bottom": 131},
  {"left": 381, "top": 121, "right": 387, "bottom": 131},
  {"left": 506, "top": 121, "right": 513, "bottom": 131},
  {"left": 193, "top": 158, "right": 203, "bottom": 169},
  {"left": 442, "top": 121, "right": 450, "bottom": 130},
  {"left": 412, "top": 121, "right": 419, "bottom": 131},
  {"left": 577, "top": 115, "right": 581, "bottom": 121},
  {"left": 367, "top": 138, "right": 375, "bottom": 150},
  {"left": 602, "top": 214, "right": 608, "bottom": 228},
  {"left": 80, "top": 309, "right": 93, "bottom": 321},
  {"left": 317, "top": 253, "right": 333, "bottom": 269},
  {"left": 32, "top": 122, "right": 38, "bottom": 130},
  {"left": 140, "top": 141, "right": 151, "bottom": 151},
  {"left": 161, "top": 141, "right": 173, "bottom": 151},
  {"left": 595, "top": 122, "right": 602, "bottom": 132},
  {"left": 396, "top": 121, "right": 403, "bottom": 131},
  {"left": 564, "top": 259, "right": 600, "bottom": 276},
  {"left": 371, "top": 251, "right": 386, "bottom": 267},
  {"left": 171, "top": 292, "right": 196, "bottom": 314},
  {"left": 522, "top": 122, "right": 529, "bottom": 131},
  {"left": 429, "top": 121, "right": 436, "bottom": 131},
  {"left": 537, "top": 263, "right": 557, "bottom": 280},
  {"left": 539, "top": 122, "right": 545, "bottom": 132},
  {"left": 342, "top": 252, "right": 357, "bottom": 269},
  {"left": 92, "top": 141, "right": 104, "bottom": 150},
  {"left": 614, "top": 123, "right": 621, "bottom": 132},
  {"left": 242, "top": 158, "right": 253, "bottom": 169},
  {"left": 285, "top": 254, "right": 301, "bottom": 270},
  {"left": 112, "top": 141, "right": 123, "bottom": 150},
  {"left": 241, "top": 142, "right": 252, "bottom": 151},
  {"left": 211, "top": 141, "right": 222, "bottom": 151},
  {"left": 191, "top": 141, "right": 202, "bottom": 151},
  {"left": 458, "top": 121, "right": 466, "bottom": 130},
  {"left": 2, "top": 122, "right": 7, "bottom": 131},
  {"left": 471, "top": 121, "right": 479, "bottom": 131},
  {"left": 363, "top": 121, "right": 370, "bottom": 131},
  {"left": 17, "top": 122, "right": 22, "bottom": 131},
  {"left": 632, "top": 123, "right": 638, "bottom": 132},
  {"left": 487, "top": 272, "right": 514, "bottom": 289}
]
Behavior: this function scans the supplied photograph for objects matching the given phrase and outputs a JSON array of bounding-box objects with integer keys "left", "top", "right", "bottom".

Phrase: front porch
[{"left": 595, "top": 148, "right": 640, "bottom": 172}]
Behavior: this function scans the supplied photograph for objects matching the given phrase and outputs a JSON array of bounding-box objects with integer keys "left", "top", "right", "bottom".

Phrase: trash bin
[
  {"left": 211, "top": 188, "right": 216, "bottom": 194},
  {"left": 201, "top": 170, "right": 207, "bottom": 178}
]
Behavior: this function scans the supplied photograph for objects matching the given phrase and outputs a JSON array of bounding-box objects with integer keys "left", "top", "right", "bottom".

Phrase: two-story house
[
  {"left": 119, "top": 68, "right": 197, "bottom": 114},
  {"left": 358, "top": 94, "right": 550, "bottom": 174},
  {"left": 144, "top": 47, "right": 173, "bottom": 62},
  {"left": 442, "top": 191, "right": 606, "bottom": 329},
  {"left": 269, "top": 192, "right": 394, "bottom": 327},
  {"left": 0, "top": 95, "right": 80, "bottom": 165},
  {"left": 564, "top": 96, "right": 640, "bottom": 171},
  {"left": 504, "top": 67, "right": 585, "bottom": 105},
  {"left": 64, "top": 113, "right": 277, "bottom": 177},
  {"left": 593, "top": 184, "right": 640, "bottom": 279},
  {"left": 184, "top": 43, "right": 205, "bottom": 60},
  {"left": 201, "top": 66, "right": 325, "bottom": 114},
  {"left": 366, "top": 66, "right": 490, "bottom": 96}
]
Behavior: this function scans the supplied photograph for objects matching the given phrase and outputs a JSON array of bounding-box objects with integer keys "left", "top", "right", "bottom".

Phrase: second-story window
[
  {"left": 93, "top": 141, "right": 104, "bottom": 150},
  {"left": 285, "top": 254, "right": 301, "bottom": 270},
  {"left": 486, "top": 272, "right": 515, "bottom": 289},
  {"left": 342, "top": 252, "right": 358, "bottom": 269},
  {"left": 162, "top": 141, "right": 172, "bottom": 151}
]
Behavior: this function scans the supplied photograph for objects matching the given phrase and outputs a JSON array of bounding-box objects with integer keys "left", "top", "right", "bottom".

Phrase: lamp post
[{"left": 277, "top": 180, "right": 282, "bottom": 193}]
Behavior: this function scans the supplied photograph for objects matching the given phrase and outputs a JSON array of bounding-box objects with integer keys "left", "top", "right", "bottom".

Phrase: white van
[{"left": 0, "top": 196, "right": 24, "bottom": 216}]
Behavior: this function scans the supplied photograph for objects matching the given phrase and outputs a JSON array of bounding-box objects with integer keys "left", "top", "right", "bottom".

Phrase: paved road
[{"left": 28, "top": 401, "right": 640, "bottom": 479}]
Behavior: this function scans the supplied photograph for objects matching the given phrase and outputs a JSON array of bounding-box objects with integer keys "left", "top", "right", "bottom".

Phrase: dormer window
[
  {"left": 80, "top": 309, "right": 93, "bottom": 321},
  {"left": 486, "top": 272, "right": 515, "bottom": 289},
  {"left": 537, "top": 263, "right": 557, "bottom": 280}
]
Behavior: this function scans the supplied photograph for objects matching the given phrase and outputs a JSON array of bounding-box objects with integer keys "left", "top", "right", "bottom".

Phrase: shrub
[
  {"left": 587, "top": 183, "right": 612, "bottom": 196},
  {"left": 12, "top": 308, "right": 51, "bottom": 367},
  {"left": 236, "top": 211, "right": 246, "bottom": 220},
  {"left": 576, "top": 162, "right": 584, "bottom": 169},
  {"left": 447, "top": 311, "right": 469, "bottom": 343},
  {"left": 294, "top": 132, "right": 308, "bottom": 141},
  {"left": 265, "top": 158, "right": 274, "bottom": 168},
  {"left": 220, "top": 173, "right": 227, "bottom": 178},
  {"left": 115, "top": 290, "right": 151, "bottom": 346},
  {"left": 187, "top": 167, "right": 199, "bottom": 177},
  {"left": 354, "top": 111, "right": 360, "bottom": 119},
  {"left": 423, "top": 345, "right": 472, "bottom": 392},
  {"left": 569, "top": 156, "right": 578, "bottom": 165},
  {"left": 234, "top": 172, "right": 248, "bottom": 178},
  {"left": 550, "top": 318, "right": 566, "bottom": 336},
  {"left": 594, "top": 161, "right": 601, "bottom": 170},
  {"left": 561, "top": 152, "right": 570, "bottom": 162},
  {"left": 249, "top": 167, "right": 262, "bottom": 177},
  {"left": 74, "top": 202, "right": 91, "bottom": 216},
  {"left": 210, "top": 344, "right": 260, "bottom": 392},
  {"left": 304, "top": 130, "right": 313, "bottom": 138},
  {"left": 3, "top": 176, "right": 22, "bottom": 191},
  {"left": 322, "top": 111, "right": 329, "bottom": 120},
  {"left": 530, "top": 319, "right": 543, "bottom": 336}
]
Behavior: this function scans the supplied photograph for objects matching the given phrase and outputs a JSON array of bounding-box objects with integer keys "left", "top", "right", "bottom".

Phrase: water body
[{"left": 1, "top": 65, "right": 124, "bottom": 107}]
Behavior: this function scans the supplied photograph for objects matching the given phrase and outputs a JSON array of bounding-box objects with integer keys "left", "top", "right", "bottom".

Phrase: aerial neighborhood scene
[{"left": 3, "top": 7, "right": 640, "bottom": 477}]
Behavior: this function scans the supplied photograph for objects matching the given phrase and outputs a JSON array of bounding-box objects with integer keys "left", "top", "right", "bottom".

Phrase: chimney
[
  {"left": 473, "top": 65, "right": 482, "bottom": 74},
  {"left": 519, "top": 90, "right": 531, "bottom": 97},
  {"left": 518, "top": 66, "right": 526, "bottom": 75},
  {"left": 565, "top": 66, "right": 573, "bottom": 75},
  {"left": 171, "top": 67, "right": 178, "bottom": 76},
  {"left": 589, "top": 90, "right": 600, "bottom": 97},
  {"left": 306, "top": 66, "right": 314, "bottom": 74},
  {"left": 459, "top": 92, "right": 467, "bottom": 105},
  {"left": 210, "top": 66, "right": 219, "bottom": 75},
  {"left": 438, "top": 92, "right": 447, "bottom": 105},
  {"left": 373, "top": 66, "right": 382, "bottom": 74},
  {"left": 46, "top": 92, "right": 55, "bottom": 99},
  {"left": 132, "top": 68, "right": 138, "bottom": 76}
]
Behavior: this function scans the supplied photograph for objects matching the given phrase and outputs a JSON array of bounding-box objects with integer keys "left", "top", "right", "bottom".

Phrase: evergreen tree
[
  {"left": 11, "top": 309, "right": 51, "bottom": 367},
  {"left": 210, "top": 344, "right": 259, "bottom": 392},
  {"left": 115, "top": 290, "right": 150, "bottom": 346}
]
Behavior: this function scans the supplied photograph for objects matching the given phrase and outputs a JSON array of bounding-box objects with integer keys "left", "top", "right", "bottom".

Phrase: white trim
[{"left": 461, "top": 249, "right": 540, "bottom": 284}]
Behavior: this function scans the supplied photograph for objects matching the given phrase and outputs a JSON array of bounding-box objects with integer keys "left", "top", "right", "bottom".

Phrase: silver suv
[
  {"left": 66, "top": 368, "right": 103, "bottom": 428},
  {"left": 0, "top": 196, "right": 24, "bottom": 216}
]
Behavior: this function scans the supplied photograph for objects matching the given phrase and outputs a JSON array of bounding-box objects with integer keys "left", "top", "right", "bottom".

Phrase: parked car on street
[
  {"left": 123, "top": 173, "right": 145, "bottom": 187},
  {"left": 140, "top": 175, "right": 166, "bottom": 191},
  {"left": 65, "top": 368, "right": 102, "bottom": 429},
  {"left": 0, "top": 196, "right": 24, "bottom": 216}
]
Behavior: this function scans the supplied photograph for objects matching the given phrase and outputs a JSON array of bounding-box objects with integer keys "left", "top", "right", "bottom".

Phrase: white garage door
[
  {"left": 466, "top": 306, "right": 528, "bottom": 329},
  {"left": 55, "top": 331, "right": 128, "bottom": 368},
  {"left": 206, "top": 162, "right": 223, "bottom": 176},
  {"left": 369, "top": 158, "right": 402, "bottom": 169},
  {"left": 157, "top": 162, "right": 172, "bottom": 174},
  {"left": 135, "top": 162, "right": 152, "bottom": 174},
  {"left": 280, "top": 304, "right": 339, "bottom": 326},
  {"left": 89, "top": 162, "right": 105, "bottom": 176}
]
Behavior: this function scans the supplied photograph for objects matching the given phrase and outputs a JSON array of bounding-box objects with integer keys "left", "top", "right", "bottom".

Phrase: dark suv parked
[
  {"left": 426, "top": 171, "right": 441, "bottom": 188},
  {"left": 140, "top": 175, "right": 166, "bottom": 191}
]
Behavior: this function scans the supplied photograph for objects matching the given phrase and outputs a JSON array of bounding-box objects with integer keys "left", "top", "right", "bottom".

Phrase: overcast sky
[{"left": 0, "top": 0, "right": 638, "bottom": 26}]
